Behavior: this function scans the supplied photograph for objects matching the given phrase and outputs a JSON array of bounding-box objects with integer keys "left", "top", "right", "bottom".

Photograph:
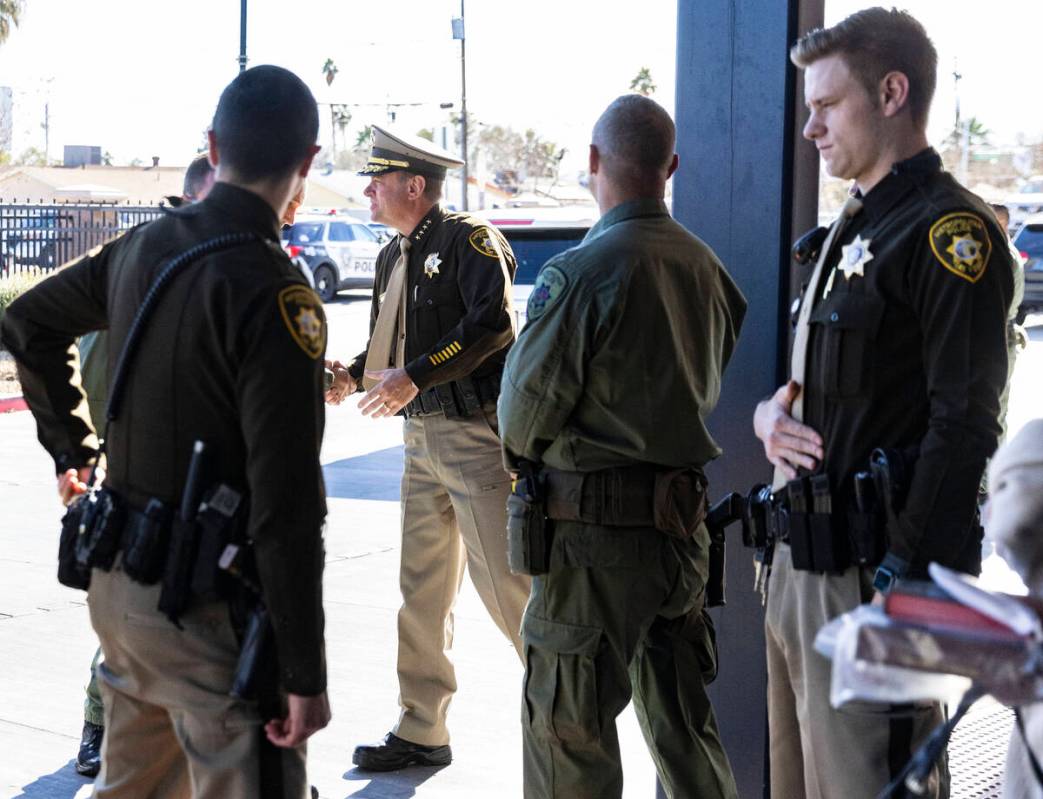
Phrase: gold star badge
[
  {"left": 424, "top": 253, "right": 442, "bottom": 278},
  {"left": 946, "top": 234, "right": 984, "bottom": 272},
  {"left": 839, "top": 234, "right": 873, "bottom": 280},
  {"left": 295, "top": 307, "right": 322, "bottom": 346}
]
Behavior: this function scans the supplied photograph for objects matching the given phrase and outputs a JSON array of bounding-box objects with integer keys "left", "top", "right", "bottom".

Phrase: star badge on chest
[
  {"left": 839, "top": 234, "right": 873, "bottom": 280},
  {"left": 424, "top": 253, "right": 442, "bottom": 278}
]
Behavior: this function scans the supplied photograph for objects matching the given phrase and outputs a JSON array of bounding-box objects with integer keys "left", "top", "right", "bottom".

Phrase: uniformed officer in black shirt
[
  {"left": 753, "top": 9, "right": 1013, "bottom": 799},
  {"left": 2, "top": 66, "right": 331, "bottom": 797},
  {"left": 326, "top": 126, "right": 530, "bottom": 771}
]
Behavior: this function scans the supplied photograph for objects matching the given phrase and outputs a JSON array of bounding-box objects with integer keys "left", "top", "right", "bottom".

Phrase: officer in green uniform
[
  {"left": 754, "top": 10, "right": 1013, "bottom": 799},
  {"left": 498, "top": 95, "right": 745, "bottom": 799},
  {"left": 2, "top": 66, "right": 331, "bottom": 797},
  {"left": 326, "top": 125, "right": 531, "bottom": 771},
  {"left": 68, "top": 154, "right": 216, "bottom": 779}
]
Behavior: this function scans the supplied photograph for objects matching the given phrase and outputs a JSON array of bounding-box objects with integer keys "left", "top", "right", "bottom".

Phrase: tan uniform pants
[
  {"left": 88, "top": 564, "right": 307, "bottom": 798},
  {"left": 765, "top": 543, "right": 949, "bottom": 799},
  {"left": 394, "top": 405, "right": 531, "bottom": 746}
]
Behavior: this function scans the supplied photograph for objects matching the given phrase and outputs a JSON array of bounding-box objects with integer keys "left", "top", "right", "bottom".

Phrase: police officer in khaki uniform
[
  {"left": 753, "top": 9, "right": 1013, "bottom": 798},
  {"left": 2, "top": 66, "right": 331, "bottom": 797},
  {"left": 326, "top": 126, "right": 530, "bottom": 771},
  {"left": 499, "top": 95, "right": 745, "bottom": 799}
]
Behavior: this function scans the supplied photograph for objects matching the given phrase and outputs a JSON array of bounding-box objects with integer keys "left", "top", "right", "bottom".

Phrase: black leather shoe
[
  {"left": 352, "top": 732, "right": 452, "bottom": 771},
  {"left": 75, "top": 720, "right": 103, "bottom": 777}
]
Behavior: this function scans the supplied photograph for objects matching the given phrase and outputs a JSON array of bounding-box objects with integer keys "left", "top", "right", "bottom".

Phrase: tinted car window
[
  {"left": 352, "top": 224, "right": 380, "bottom": 242},
  {"left": 328, "top": 222, "right": 356, "bottom": 242},
  {"left": 503, "top": 228, "right": 588, "bottom": 284},
  {"left": 286, "top": 222, "right": 325, "bottom": 244}
]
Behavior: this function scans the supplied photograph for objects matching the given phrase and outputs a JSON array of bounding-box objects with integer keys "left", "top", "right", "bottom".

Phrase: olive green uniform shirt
[{"left": 499, "top": 198, "right": 746, "bottom": 473}]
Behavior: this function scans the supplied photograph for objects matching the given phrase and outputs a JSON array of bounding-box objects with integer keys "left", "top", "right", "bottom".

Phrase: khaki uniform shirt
[{"left": 499, "top": 198, "right": 746, "bottom": 473}]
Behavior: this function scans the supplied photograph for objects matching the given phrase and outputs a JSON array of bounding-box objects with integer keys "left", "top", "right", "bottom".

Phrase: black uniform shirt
[
  {"left": 0, "top": 183, "right": 329, "bottom": 694},
  {"left": 347, "top": 204, "right": 516, "bottom": 391},
  {"left": 801, "top": 149, "right": 1014, "bottom": 575}
]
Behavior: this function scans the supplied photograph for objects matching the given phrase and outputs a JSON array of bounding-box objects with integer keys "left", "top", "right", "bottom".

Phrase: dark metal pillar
[{"left": 672, "top": 1, "right": 823, "bottom": 796}]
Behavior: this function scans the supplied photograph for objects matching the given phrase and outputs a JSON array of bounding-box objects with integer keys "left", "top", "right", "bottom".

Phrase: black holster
[{"left": 506, "top": 466, "right": 552, "bottom": 575}]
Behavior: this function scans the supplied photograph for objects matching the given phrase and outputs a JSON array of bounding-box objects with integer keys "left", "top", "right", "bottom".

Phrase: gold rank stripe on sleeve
[{"left": 428, "top": 341, "right": 462, "bottom": 366}]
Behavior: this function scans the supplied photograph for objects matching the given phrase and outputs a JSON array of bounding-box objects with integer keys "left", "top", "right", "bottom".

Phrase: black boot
[
  {"left": 75, "top": 720, "right": 103, "bottom": 777},
  {"left": 352, "top": 732, "right": 452, "bottom": 771}
]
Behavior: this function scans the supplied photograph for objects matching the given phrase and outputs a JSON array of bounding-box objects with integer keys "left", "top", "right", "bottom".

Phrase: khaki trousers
[
  {"left": 394, "top": 406, "right": 530, "bottom": 746},
  {"left": 88, "top": 565, "right": 307, "bottom": 798},
  {"left": 765, "top": 543, "right": 949, "bottom": 799},
  {"left": 521, "top": 523, "right": 737, "bottom": 799}
]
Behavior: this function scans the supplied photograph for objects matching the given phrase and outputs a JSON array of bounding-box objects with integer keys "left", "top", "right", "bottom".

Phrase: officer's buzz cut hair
[
  {"left": 182, "top": 154, "right": 214, "bottom": 200},
  {"left": 592, "top": 94, "right": 675, "bottom": 188},
  {"left": 212, "top": 65, "right": 319, "bottom": 183},
  {"left": 790, "top": 7, "right": 937, "bottom": 130}
]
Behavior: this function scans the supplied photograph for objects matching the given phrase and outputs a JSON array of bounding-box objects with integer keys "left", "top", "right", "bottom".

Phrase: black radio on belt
[{"left": 58, "top": 482, "right": 125, "bottom": 591}]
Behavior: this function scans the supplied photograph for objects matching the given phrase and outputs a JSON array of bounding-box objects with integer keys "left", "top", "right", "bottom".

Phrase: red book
[{"left": 883, "top": 581, "right": 1024, "bottom": 640}]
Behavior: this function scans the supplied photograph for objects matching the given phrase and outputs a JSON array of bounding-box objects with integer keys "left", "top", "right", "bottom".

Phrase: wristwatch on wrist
[{"left": 872, "top": 564, "right": 899, "bottom": 594}]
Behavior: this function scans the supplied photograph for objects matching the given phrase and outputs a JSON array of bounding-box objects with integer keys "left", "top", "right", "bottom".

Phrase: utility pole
[
  {"left": 238, "top": 0, "right": 248, "bottom": 73},
  {"left": 42, "top": 102, "right": 49, "bottom": 165},
  {"left": 452, "top": 2, "right": 468, "bottom": 210}
]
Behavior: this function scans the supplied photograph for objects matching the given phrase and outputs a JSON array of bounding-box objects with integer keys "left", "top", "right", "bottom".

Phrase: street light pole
[
  {"left": 238, "top": 0, "right": 248, "bottom": 73},
  {"left": 452, "top": 1, "right": 468, "bottom": 211}
]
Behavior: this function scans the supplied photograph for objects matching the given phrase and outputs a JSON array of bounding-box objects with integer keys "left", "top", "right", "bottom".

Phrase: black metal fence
[{"left": 0, "top": 202, "right": 165, "bottom": 277}]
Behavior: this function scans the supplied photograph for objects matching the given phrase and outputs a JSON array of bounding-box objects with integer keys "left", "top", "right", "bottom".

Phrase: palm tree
[
  {"left": 629, "top": 67, "right": 656, "bottom": 97},
  {"left": 0, "top": 0, "right": 23, "bottom": 46}
]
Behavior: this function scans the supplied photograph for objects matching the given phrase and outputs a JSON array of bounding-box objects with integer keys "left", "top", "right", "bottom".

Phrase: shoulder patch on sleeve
[
  {"left": 527, "top": 265, "right": 569, "bottom": 321},
  {"left": 467, "top": 227, "right": 499, "bottom": 258},
  {"left": 928, "top": 212, "right": 992, "bottom": 283},
  {"left": 277, "top": 285, "right": 326, "bottom": 359}
]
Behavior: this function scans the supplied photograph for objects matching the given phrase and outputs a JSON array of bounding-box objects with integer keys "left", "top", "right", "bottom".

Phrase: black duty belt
[
  {"left": 543, "top": 464, "right": 707, "bottom": 538},
  {"left": 404, "top": 372, "right": 502, "bottom": 419}
]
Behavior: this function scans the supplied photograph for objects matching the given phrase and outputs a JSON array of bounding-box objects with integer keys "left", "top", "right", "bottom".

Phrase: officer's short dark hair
[
  {"left": 182, "top": 155, "right": 214, "bottom": 201},
  {"left": 212, "top": 65, "right": 319, "bottom": 182},
  {"left": 790, "top": 7, "right": 937, "bottom": 130},
  {"left": 592, "top": 95, "right": 675, "bottom": 187},
  {"left": 420, "top": 176, "right": 443, "bottom": 202}
]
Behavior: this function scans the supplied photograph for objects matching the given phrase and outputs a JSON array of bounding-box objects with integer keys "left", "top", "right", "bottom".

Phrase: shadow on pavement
[
  {"left": 12, "top": 760, "right": 91, "bottom": 798},
  {"left": 341, "top": 765, "right": 447, "bottom": 798},
  {"left": 324, "top": 446, "right": 404, "bottom": 502}
]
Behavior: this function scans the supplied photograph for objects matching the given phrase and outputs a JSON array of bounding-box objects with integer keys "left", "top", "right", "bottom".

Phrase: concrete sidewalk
[
  {"left": 0, "top": 291, "right": 664, "bottom": 798},
  {"left": 2, "top": 297, "right": 1039, "bottom": 798}
]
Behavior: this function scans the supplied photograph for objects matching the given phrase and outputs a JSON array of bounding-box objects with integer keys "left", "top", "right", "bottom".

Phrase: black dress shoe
[
  {"left": 352, "top": 732, "right": 452, "bottom": 771},
  {"left": 75, "top": 720, "right": 103, "bottom": 777}
]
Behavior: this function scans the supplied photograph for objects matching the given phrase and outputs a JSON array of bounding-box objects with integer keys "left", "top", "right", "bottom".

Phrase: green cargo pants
[
  {"left": 85, "top": 647, "right": 104, "bottom": 726},
  {"left": 520, "top": 521, "right": 737, "bottom": 799}
]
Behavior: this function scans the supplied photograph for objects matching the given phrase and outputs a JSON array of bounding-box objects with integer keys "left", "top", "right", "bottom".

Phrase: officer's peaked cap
[{"left": 358, "top": 125, "right": 463, "bottom": 180}]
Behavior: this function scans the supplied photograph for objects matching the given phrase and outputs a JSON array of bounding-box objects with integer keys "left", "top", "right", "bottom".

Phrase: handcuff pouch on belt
[
  {"left": 58, "top": 484, "right": 125, "bottom": 590},
  {"left": 506, "top": 462, "right": 551, "bottom": 576}
]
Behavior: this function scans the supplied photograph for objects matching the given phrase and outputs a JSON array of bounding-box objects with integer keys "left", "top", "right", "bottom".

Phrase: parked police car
[
  {"left": 281, "top": 215, "right": 383, "bottom": 301},
  {"left": 1013, "top": 213, "right": 1043, "bottom": 321}
]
